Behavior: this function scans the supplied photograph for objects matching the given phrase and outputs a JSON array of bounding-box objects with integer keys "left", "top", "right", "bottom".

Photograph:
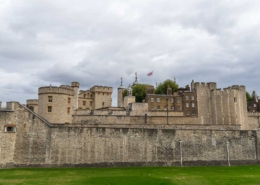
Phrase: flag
[{"left": 147, "top": 71, "right": 153, "bottom": 76}]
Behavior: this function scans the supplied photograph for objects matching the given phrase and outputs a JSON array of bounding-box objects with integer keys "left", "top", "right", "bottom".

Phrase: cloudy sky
[{"left": 1, "top": 0, "right": 260, "bottom": 106}]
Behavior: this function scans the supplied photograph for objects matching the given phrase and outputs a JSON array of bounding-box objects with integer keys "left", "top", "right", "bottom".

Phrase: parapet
[
  {"left": 194, "top": 81, "right": 247, "bottom": 94},
  {"left": 223, "top": 85, "right": 246, "bottom": 91},
  {"left": 71, "top": 82, "right": 80, "bottom": 88},
  {"left": 211, "top": 88, "right": 223, "bottom": 95},
  {"left": 26, "top": 99, "right": 38, "bottom": 105},
  {"left": 207, "top": 82, "right": 217, "bottom": 90},
  {"left": 90, "top": 85, "right": 113, "bottom": 93},
  {"left": 38, "top": 86, "right": 74, "bottom": 95},
  {"left": 6, "top": 102, "right": 16, "bottom": 110},
  {"left": 194, "top": 82, "right": 217, "bottom": 90}
]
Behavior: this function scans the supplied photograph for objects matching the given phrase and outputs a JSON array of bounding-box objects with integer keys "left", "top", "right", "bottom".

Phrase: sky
[{"left": 0, "top": 0, "right": 260, "bottom": 106}]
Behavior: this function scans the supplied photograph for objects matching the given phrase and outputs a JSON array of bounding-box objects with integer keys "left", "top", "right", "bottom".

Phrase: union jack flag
[{"left": 147, "top": 71, "right": 153, "bottom": 76}]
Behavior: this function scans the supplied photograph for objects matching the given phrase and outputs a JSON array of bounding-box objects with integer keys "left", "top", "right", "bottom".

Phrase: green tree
[
  {"left": 122, "top": 84, "right": 150, "bottom": 102},
  {"left": 132, "top": 84, "right": 150, "bottom": 102},
  {"left": 246, "top": 91, "right": 252, "bottom": 102},
  {"left": 122, "top": 89, "right": 128, "bottom": 98},
  {"left": 155, "top": 79, "right": 178, "bottom": 94}
]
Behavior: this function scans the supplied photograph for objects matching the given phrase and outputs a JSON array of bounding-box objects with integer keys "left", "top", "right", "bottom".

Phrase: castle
[{"left": 0, "top": 76, "right": 260, "bottom": 168}]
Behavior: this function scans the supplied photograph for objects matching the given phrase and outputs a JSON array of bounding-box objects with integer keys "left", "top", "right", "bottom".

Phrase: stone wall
[
  {"left": 0, "top": 102, "right": 51, "bottom": 167},
  {"left": 0, "top": 102, "right": 259, "bottom": 168},
  {"left": 247, "top": 116, "right": 260, "bottom": 130},
  {"left": 72, "top": 113, "right": 241, "bottom": 129},
  {"left": 0, "top": 110, "right": 16, "bottom": 167}
]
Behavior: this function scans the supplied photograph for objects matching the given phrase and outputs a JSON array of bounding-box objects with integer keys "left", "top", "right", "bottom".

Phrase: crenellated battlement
[
  {"left": 90, "top": 85, "right": 113, "bottom": 93},
  {"left": 195, "top": 81, "right": 245, "bottom": 93},
  {"left": 194, "top": 82, "right": 217, "bottom": 90},
  {"left": 38, "top": 86, "right": 74, "bottom": 95},
  {"left": 211, "top": 85, "right": 246, "bottom": 94}
]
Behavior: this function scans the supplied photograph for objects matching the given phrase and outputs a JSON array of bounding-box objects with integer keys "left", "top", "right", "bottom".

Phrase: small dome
[
  {"left": 118, "top": 84, "right": 125, "bottom": 89},
  {"left": 127, "top": 84, "right": 132, "bottom": 90},
  {"left": 118, "top": 77, "right": 125, "bottom": 89}
]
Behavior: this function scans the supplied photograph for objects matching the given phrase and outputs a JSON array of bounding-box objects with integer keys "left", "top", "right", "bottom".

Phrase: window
[
  {"left": 177, "top": 106, "right": 181, "bottom": 111},
  {"left": 83, "top": 101, "right": 86, "bottom": 106},
  {"left": 157, "top": 105, "right": 160, "bottom": 110},
  {"left": 186, "top": 96, "right": 189, "bottom": 100},
  {"left": 186, "top": 111, "right": 189, "bottom": 115},
  {"left": 151, "top": 106, "right": 154, "bottom": 110},
  {"left": 234, "top": 97, "right": 237, "bottom": 102},
  {"left": 191, "top": 96, "right": 194, "bottom": 100},
  {"left": 103, "top": 92, "right": 104, "bottom": 95},
  {"left": 192, "top": 110, "right": 195, "bottom": 115},
  {"left": 48, "top": 96, "right": 52, "bottom": 102},
  {"left": 171, "top": 106, "right": 174, "bottom": 110},
  {"left": 177, "top": 97, "right": 180, "bottom": 103},
  {"left": 102, "top": 102, "right": 105, "bottom": 106},
  {"left": 90, "top": 94, "right": 93, "bottom": 98},
  {"left": 67, "top": 107, "right": 70, "bottom": 114},
  {"left": 29, "top": 106, "right": 34, "bottom": 111},
  {"left": 90, "top": 102, "right": 92, "bottom": 106},
  {"left": 47, "top": 106, "right": 52, "bottom": 112},
  {"left": 186, "top": 103, "right": 189, "bottom": 107},
  {"left": 254, "top": 104, "right": 257, "bottom": 107},
  {"left": 68, "top": 98, "right": 71, "bottom": 103},
  {"left": 5, "top": 126, "right": 16, "bottom": 133},
  {"left": 84, "top": 94, "right": 86, "bottom": 98},
  {"left": 157, "top": 98, "right": 160, "bottom": 102},
  {"left": 192, "top": 103, "right": 195, "bottom": 107},
  {"left": 170, "top": 98, "right": 174, "bottom": 103},
  {"left": 164, "top": 106, "right": 167, "bottom": 110},
  {"left": 151, "top": 98, "right": 154, "bottom": 102}
]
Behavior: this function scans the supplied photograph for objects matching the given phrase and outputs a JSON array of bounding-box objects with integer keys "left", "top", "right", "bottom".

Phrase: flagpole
[{"left": 153, "top": 71, "right": 154, "bottom": 87}]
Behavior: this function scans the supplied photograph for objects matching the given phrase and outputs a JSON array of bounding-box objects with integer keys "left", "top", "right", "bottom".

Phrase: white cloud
[{"left": 0, "top": 0, "right": 260, "bottom": 105}]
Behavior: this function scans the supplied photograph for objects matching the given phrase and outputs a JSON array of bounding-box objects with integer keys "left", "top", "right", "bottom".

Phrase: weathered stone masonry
[{"left": 0, "top": 102, "right": 260, "bottom": 168}]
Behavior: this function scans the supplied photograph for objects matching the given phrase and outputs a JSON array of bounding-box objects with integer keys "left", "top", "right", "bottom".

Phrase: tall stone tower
[
  {"left": 117, "top": 77, "right": 125, "bottom": 107},
  {"left": 71, "top": 82, "right": 79, "bottom": 110},
  {"left": 90, "top": 85, "right": 113, "bottom": 109}
]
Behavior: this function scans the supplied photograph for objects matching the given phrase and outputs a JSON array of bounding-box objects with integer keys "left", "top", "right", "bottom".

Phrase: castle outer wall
[{"left": 1, "top": 102, "right": 260, "bottom": 168}]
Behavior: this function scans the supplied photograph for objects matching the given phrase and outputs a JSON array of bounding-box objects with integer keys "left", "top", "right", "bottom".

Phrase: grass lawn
[{"left": 0, "top": 165, "right": 260, "bottom": 185}]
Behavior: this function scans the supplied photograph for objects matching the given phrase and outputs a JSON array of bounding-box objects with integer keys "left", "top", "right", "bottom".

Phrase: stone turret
[
  {"left": 71, "top": 82, "right": 80, "bottom": 110},
  {"left": 38, "top": 84, "right": 75, "bottom": 124},
  {"left": 117, "top": 77, "right": 125, "bottom": 107}
]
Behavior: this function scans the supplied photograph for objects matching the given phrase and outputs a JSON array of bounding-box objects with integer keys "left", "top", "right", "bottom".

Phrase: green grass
[{"left": 0, "top": 165, "right": 260, "bottom": 185}]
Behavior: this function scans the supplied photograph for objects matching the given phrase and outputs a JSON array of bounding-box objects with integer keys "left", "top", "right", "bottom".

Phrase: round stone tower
[{"left": 38, "top": 85, "right": 75, "bottom": 124}]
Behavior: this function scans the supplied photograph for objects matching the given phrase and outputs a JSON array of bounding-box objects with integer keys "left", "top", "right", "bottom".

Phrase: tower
[
  {"left": 124, "top": 84, "right": 135, "bottom": 108},
  {"left": 38, "top": 85, "right": 74, "bottom": 124},
  {"left": 117, "top": 77, "right": 125, "bottom": 107},
  {"left": 71, "top": 82, "right": 80, "bottom": 110}
]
